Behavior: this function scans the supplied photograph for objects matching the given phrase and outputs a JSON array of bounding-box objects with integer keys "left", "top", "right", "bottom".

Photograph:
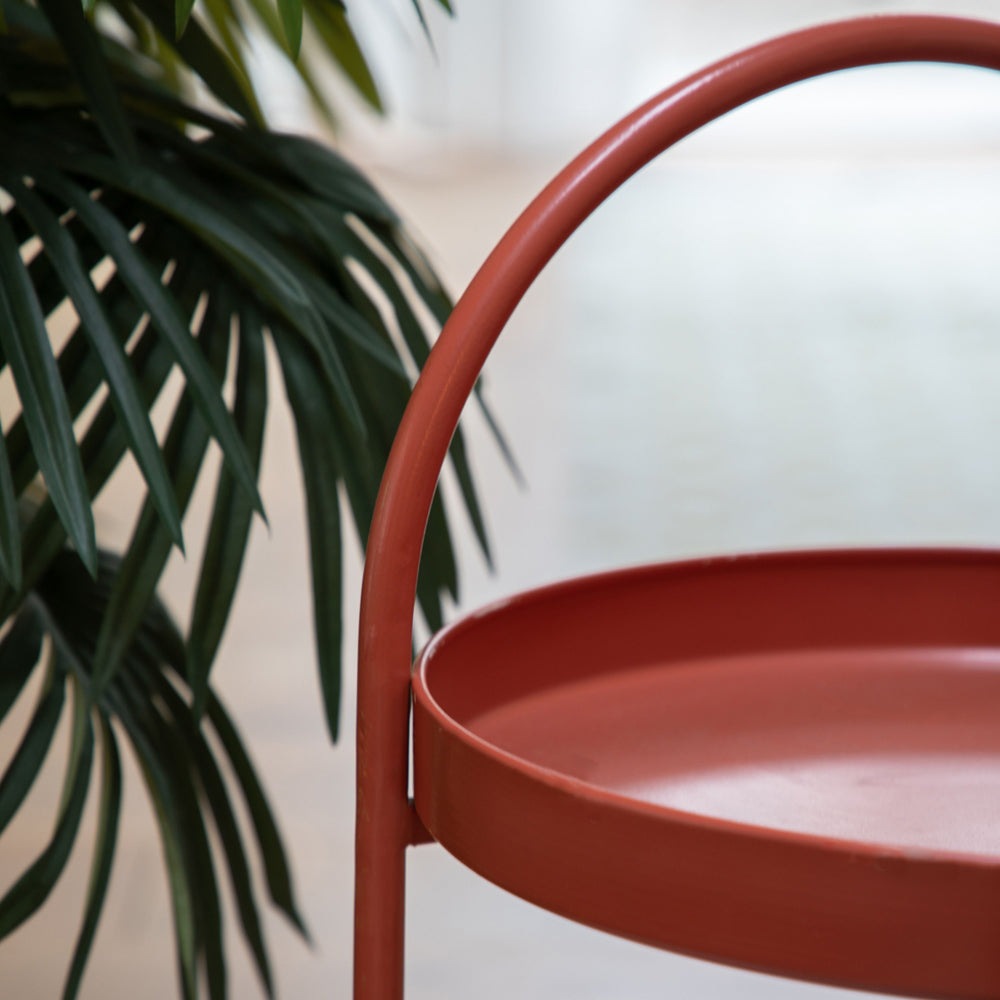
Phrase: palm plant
[{"left": 0, "top": 0, "right": 497, "bottom": 995}]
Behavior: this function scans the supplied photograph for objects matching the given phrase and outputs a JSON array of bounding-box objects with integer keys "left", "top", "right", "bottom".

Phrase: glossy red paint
[{"left": 355, "top": 15, "right": 1000, "bottom": 999}]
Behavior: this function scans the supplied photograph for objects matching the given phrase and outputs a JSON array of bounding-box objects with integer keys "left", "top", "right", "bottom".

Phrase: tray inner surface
[{"left": 469, "top": 646, "right": 1000, "bottom": 858}]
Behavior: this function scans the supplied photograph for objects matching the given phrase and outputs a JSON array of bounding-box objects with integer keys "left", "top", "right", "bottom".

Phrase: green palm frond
[
  {"left": 0, "top": 8, "right": 495, "bottom": 729},
  {"left": 0, "top": 547, "right": 303, "bottom": 999},
  {"left": 0, "top": 0, "right": 496, "bottom": 994},
  {"left": 4, "top": 0, "right": 416, "bottom": 129},
  {"left": 88, "top": 0, "right": 455, "bottom": 125}
]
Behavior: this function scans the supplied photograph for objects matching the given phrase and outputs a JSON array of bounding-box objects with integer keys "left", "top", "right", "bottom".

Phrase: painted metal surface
[
  {"left": 413, "top": 549, "right": 1000, "bottom": 998},
  {"left": 355, "top": 15, "right": 1000, "bottom": 999}
]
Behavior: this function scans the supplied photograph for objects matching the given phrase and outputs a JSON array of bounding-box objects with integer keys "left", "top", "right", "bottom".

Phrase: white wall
[{"left": 338, "top": 0, "right": 1000, "bottom": 155}]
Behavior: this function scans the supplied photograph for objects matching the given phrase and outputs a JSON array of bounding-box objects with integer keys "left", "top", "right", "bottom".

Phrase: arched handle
[{"left": 354, "top": 16, "right": 1000, "bottom": 999}]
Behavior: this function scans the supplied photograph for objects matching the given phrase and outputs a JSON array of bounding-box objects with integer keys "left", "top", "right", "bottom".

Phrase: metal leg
[
  {"left": 354, "top": 585, "right": 417, "bottom": 1000},
  {"left": 353, "top": 828, "right": 407, "bottom": 1000}
]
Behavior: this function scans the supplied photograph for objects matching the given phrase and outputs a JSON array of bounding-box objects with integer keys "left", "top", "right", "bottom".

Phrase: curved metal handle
[{"left": 354, "top": 15, "right": 1000, "bottom": 999}]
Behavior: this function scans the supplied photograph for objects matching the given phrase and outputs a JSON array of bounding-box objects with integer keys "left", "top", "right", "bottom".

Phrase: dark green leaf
[
  {"left": 200, "top": 0, "right": 254, "bottom": 88},
  {"left": 188, "top": 304, "right": 266, "bottom": 714},
  {"left": 339, "top": 334, "right": 458, "bottom": 630},
  {"left": 202, "top": 688, "right": 306, "bottom": 934},
  {"left": 6, "top": 176, "right": 185, "bottom": 549},
  {"left": 0, "top": 423, "right": 22, "bottom": 588},
  {"left": 37, "top": 553, "right": 288, "bottom": 993},
  {"left": 4, "top": 210, "right": 166, "bottom": 500},
  {"left": 62, "top": 716, "right": 121, "bottom": 1000},
  {"left": 92, "top": 287, "right": 233, "bottom": 691},
  {"left": 371, "top": 221, "right": 451, "bottom": 324},
  {"left": 109, "top": 683, "right": 198, "bottom": 998},
  {"left": 0, "top": 659, "right": 65, "bottom": 835},
  {"left": 35, "top": 0, "right": 137, "bottom": 161},
  {"left": 0, "top": 670, "right": 94, "bottom": 939},
  {"left": 139, "top": 682, "right": 226, "bottom": 1000},
  {"left": 17, "top": 188, "right": 137, "bottom": 327},
  {"left": 296, "top": 267, "right": 407, "bottom": 376},
  {"left": 129, "top": 161, "right": 363, "bottom": 428},
  {"left": 0, "top": 608, "right": 44, "bottom": 725},
  {"left": 174, "top": 0, "right": 197, "bottom": 39},
  {"left": 237, "top": 0, "right": 337, "bottom": 125},
  {"left": 5, "top": 322, "right": 98, "bottom": 497},
  {"left": 13, "top": 131, "right": 364, "bottom": 428},
  {"left": 130, "top": 118, "right": 402, "bottom": 383},
  {"left": 0, "top": 210, "right": 96, "bottom": 575},
  {"left": 305, "top": 1, "right": 382, "bottom": 112},
  {"left": 326, "top": 218, "right": 494, "bottom": 562},
  {"left": 278, "top": 0, "right": 302, "bottom": 58},
  {"left": 130, "top": 0, "right": 262, "bottom": 123},
  {"left": 151, "top": 668, "right": 275, "bottom": 996},
  {"left": 0, "top": 259, "right": 197, "bottom": 623},
  {"left": 269, "top": 136, "right": 395, "bottom": 223},
  {"left": 132, "top": 581, "right": 188, "bottom": 677},
  {"left": 409, "top": 0, "right": 433, "bottom": 46},
  {"left": 38, "top": 171, "right": 264, "bottom": 519},
  {"left": 372, "top": 220, "right": 521, "bottom": 489},
  {"left": 273, "top": 327, "right": 343, "bottom": 740}
]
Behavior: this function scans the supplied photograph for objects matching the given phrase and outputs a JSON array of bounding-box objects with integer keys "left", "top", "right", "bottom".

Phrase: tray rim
[{"left": 414, "top": 544, "right": 1000, "bottom": 869}]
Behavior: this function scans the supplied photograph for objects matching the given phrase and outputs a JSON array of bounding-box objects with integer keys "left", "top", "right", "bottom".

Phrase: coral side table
[{"left": 355, "top": 14, "right": 1000, "bottom": 1000}]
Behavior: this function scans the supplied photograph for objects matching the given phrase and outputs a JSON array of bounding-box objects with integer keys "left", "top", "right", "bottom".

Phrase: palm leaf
[
  {"left": 0, "top": 7, "right": 506, "bottom": 993},
  {"left": 9, "top": 75, "right": 495, "bottom": 722},
  {"left": 0, "top": 246, "right": 198, "bottom": 622},
  {"left": 149, "top": 665, "right": 276, "bottom": 996},
  {"left": 272, "top": 326, "right": 345, "bottom": 738},
  {"left": 304, "top": 0, "right": 382, "bottom": 112},
  {"left": 276, "top": 0, "right": 301, "bottom": 58},
  {"left": 2, "top": 198, "right": 161, "bottom": 499},
  {"left": 0, "top": 667, "right": 94, "bottom": 939},
  {"left": 199, "top": 683, "right": 306, "bottom": 935},
  {"left": 0, "top": 209, "right": 96, "bottom": 576},
  {"left": 0, "top": 608, "right": 44, "bottom": 724},
  {"left": 187, "top": 304, "right": 266, "bottom": 715},
  {"left": 62, "top": 715, "right": 121, "bottom": 1000},
  {"left": 123, "top": 0, "right": 263, "bottom": 123},
  {"left": 0, "top": 39, "right": 499, "bottom": 715},
  {"left": 21, "top": 546, "right": 303, "bottom": 998},
  {"left": 35, "top": 169, "right": 265, "bottom": 517},
  {"left": 91, "top": 282, "right": 233, "bottom": 691},
  {"left": 173, "top": 0, "right": 197, "bottom": 38},
  {"left": 241, "top": 0, "right": 334, "bottom": 123},
  {"left": 35, "top": 0, "right": 137, "bottom": 160},
  {"left": 4, "top": 177, "right": 184, "bottom": 549},
  {"left": 125, "top": 668, "right": 228, "bottom": 1000},
  {"left": 0, "top": 426, "right": 22, "bottom": 589},
  {"left": 200, "top": 0, "right": 250, "bottom": 70},
  {"left": 110, "top": 678, "right": 200, "bottom": 998},
  {"left": 0, "top": 654, "right": 64, "bottom": 835}
]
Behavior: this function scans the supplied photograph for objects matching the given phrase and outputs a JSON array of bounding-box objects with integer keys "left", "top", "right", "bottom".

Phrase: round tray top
[{"left": 412, "top": 549, "right": 1000, "bottom": 999}]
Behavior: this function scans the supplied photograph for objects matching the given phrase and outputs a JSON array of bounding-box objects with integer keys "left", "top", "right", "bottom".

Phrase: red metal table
[{"left": 355, "top": 15, "right": 1000, "bottom": 999}]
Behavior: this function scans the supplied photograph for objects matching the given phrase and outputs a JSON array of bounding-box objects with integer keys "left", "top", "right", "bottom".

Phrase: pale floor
[{"left": 5, "top": 141, "right": 1000, "bottom": 998}]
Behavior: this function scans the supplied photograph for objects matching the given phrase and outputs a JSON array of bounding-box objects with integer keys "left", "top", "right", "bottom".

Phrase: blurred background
[{"left": 7, "top": 0, "right": 1000, "bottom": 996}]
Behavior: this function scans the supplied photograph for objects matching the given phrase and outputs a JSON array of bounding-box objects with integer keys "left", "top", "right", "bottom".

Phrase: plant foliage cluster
[{"left": 0, "top": 0, "right": 491, "bottom": 995}]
